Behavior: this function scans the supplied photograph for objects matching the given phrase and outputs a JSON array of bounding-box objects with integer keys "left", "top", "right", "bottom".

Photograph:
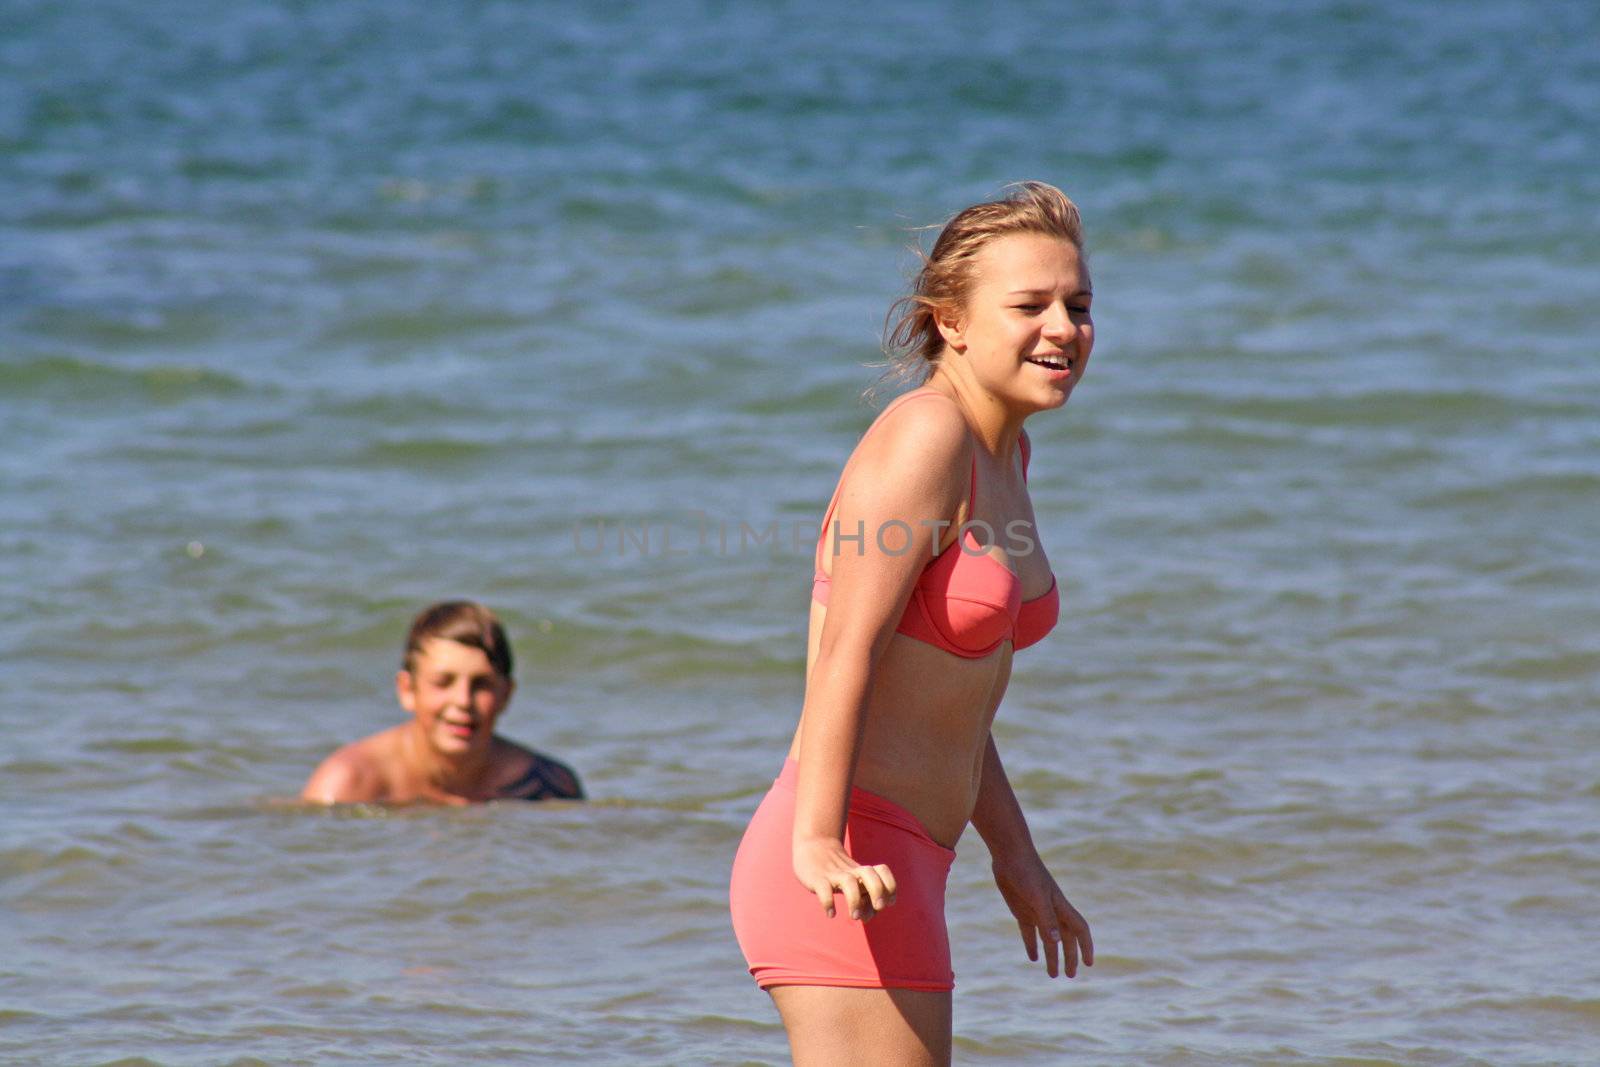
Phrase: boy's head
[
  {"left": 397, "top": 601, "right": 516, "bottom": 755},
  {"left": 402, "top": 601, "right": 513, "bottom": 679}
]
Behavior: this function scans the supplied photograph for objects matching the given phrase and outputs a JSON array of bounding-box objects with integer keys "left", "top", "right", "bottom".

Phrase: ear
[
  {"left": 933, "top": 302, "right": 967, "bottom": 352},
  {"left": 396, "top": 670, "right": 417, "bottom": 715}
]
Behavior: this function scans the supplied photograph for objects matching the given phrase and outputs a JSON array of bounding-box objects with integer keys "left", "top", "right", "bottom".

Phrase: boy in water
[{"left": 302, "top": 601, "right": 582, "bottom": 805}]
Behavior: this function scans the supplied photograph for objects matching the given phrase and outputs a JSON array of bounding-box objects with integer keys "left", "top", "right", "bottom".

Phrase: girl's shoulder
[{"left": 853, "top": 388, "right": 971, "bottom": 472}]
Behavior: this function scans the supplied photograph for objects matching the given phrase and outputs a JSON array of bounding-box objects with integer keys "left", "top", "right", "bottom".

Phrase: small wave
[
  {"left": 1008, "top": 768, "right": 1093, "bottom": 794},
  {"left": 84, "top": 737, "right": 203, "bottom": 755},
  {"left": 634, "top": 646, "right": 801, "bottom": 683},
  {"left": 737, "top": 380, "right": 855, "bottom": 416},
  {"left": 1095, "top": 579, "right": 1232, "bottom": 618},
  {"left": 952, "top": 1031, "right": 1108, "bottom": 1056},
  {"left": 0, "top": 355, "right": 247, "bottom": 402},
  {"left": 1123, "top": 769, "right": 1225, "bottom": 788},
  {"left": 460, "top": 99, "right": 556, "bottom": 142},
  {"left": 1386, "top": 694, "right": 1500, "bottom": 721},
  {"left": 1486, "top": 848, "right": 1589, "bottom": 873},
  {"left": 1417, "top": 472, "right": 1600, "bottom": 510},
  {"left": 558, "top": 195, "right": 665, "bottom": 231},
  {"left": 1477, "top": 649, "right": 1600, "bottom": 682},
  {"left": 1138, "top": 419, "right": 1299, "bottom": 451},
  {"left": 375, "top": 175, "right": 503, "bottom": 203},
  {"left": 1071, "top": 835, "right": 1279, "bottom": 872},
  {"left": 720, "top": 85, "right": 850, "bottom": 118},
  {"left": 0, "top": 760, "right": 68, "bottom": 775},
  {"left": 274, "top": 981, "right": 359, "bottom": 1000},
  {"left": 1508, "top": 894, "right": 1588, "bottom": 915},
  {"left": 661, "top": 267, "right": 799, "bottom": 318},
  {"left": 23, "top": 301, "right": 231, "bottom": 346},
  {"left": 0, "top": 844, "right": 123, "bottom": 881},
  {"left": 353, "top": 437, "right": 499, "bottom": 466},
  {"left": 1509, "top": 563, "right": 1596, "bottom": 590},
  {"left": 311, "top": 392, "right": 480, "bottom": 421},
  {"left": 317, "top": 307, "right": 527, "bottom": 346},
  {"left": 1078, "top": 954, "right": 1157, "bottom": 977},
  {"left": 178, "top": 154, "right": 287, "bottom": 181},
  {"left": 1141, "top": 388, "right": 1589, "bottom": 429},
  {"left": 1456, "top": 994, "right": 1600, "bottom": 1022}
]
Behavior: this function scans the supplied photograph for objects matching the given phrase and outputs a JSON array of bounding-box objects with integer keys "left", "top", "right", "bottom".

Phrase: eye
[{"left": 1014, "top": 304, "right": 1044, "bottom": 312}]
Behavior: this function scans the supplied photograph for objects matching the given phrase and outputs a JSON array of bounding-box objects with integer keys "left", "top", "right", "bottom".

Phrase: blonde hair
[{"left": 879, "top": 181, "right": 1084, "bottom": 391}]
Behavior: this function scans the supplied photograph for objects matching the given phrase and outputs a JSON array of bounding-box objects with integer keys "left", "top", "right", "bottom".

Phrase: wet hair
[
  {"left": 402, "top": 601, "right": 513, "bottom": 679},
  {"left": 879, "top": 181, "right": 1085, "bottom": 390}
]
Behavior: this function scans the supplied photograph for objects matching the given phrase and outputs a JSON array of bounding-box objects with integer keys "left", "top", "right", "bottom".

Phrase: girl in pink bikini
[{"left": 729, "top": 182, "right": 1096, "bottom": 1064}]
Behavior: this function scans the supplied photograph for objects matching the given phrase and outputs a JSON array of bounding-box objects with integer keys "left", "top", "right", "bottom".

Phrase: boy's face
[{"left": 396, "top": 638, "right": 514, "bottom": 757}]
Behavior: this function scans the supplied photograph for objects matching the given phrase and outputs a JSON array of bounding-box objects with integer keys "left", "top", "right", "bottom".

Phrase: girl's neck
[{"left": 927, "top": 367, "right": 1024, "bottom": 460}]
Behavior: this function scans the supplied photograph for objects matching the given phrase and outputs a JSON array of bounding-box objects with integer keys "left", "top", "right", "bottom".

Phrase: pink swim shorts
[{"left": 728, "top": 759, "right": 957, "bottom": 992}]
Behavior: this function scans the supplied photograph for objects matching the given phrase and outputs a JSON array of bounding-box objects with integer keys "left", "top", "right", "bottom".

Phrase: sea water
[{"left": 2, "top": 1, "right": 1597, "bottom": 1063}]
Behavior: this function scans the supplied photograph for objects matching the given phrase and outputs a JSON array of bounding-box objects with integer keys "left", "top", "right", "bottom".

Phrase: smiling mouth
[{"left": 1026, "top": 354, "right": 1072, "bottom": 371}]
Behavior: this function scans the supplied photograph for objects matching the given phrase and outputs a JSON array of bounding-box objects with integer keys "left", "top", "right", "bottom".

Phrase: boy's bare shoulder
[
  {"left": 301, "top": 728, "right": 402, "bottom": 804},
  {"left": 492, "top": 737, "right": 583, "bottom": 801}
]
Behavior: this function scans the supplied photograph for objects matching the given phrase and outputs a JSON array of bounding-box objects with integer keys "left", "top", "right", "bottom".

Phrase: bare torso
[
  {"left": 786, "top": 405, "right": 1054, "bottom": 847},
  {"left": 316, "top": 727, "right": 581, "bottom": 805}
]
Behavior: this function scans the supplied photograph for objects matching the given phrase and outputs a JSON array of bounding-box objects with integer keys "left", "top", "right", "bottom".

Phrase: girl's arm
[
  {"left": 971, "top": 733, "right": 1095, "bottom": 977},
  {"left": 792, "top": 399, "right": 971, "bottom": 920}
]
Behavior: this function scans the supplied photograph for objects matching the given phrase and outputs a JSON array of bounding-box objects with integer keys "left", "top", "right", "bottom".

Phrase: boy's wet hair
[{"left": 402, "top": 601, "right": 514, "bottom": 679}]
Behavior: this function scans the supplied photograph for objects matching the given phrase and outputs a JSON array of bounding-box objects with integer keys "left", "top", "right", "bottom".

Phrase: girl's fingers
[
  {"left": 1018, "top": 918, "right": 1038, "bottom": 961},
  {"left": 803, "top": 856, "right": 900, "bottom": 921},
  {"left": 1058, "top": 925, "right": 1079, "bottom": 978},
  {"left": 1005, "top": 882, "right": 1092, "bottom": 978},
  {"left": 854, "top": 865, "right": 893, "bottom": 913},
  {"left": 1074, "top": 913, "right": 1094, "bottom": 967},
  {"left": 872, "top": 863, "right": 898, "bottom": 904},
  {"left": 812, "top": 879, "right": 836, "bottom": 918},
  {"left": 1041, "top": 890, "right": 1083, "bottom": 978},
  {"left": 833, "top": 870, "right": 866, "bottom": 919},
  {"left": 1058, "top": 895, "right": 1094, "bottom": 967},
  {"left": 1080, "top": 918, "right": 1095, "bottom": 966}
]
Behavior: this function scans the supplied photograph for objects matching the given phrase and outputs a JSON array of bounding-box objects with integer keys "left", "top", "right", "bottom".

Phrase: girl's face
[{"left": 938, "top": 232, "right": 1094, "bottom": 413}]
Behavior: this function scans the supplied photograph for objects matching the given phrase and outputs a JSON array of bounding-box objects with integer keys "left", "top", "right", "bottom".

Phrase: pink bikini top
[{"left": 811, "top": 393, "right": 1060, "bottom": 659}]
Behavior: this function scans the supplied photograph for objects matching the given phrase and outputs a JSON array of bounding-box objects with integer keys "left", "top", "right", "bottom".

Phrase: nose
[{"left": 1042, "top": 303, "right": 1076, "bottom": 344}]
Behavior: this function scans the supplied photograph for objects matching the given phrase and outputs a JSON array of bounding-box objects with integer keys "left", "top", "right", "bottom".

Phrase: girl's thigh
[{"left": 770, "top": 984, "right": 952, "bottom": 1067}]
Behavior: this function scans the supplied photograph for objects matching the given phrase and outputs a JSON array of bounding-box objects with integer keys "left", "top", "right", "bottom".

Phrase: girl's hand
[
  {"left": 793, "top": 836, "right": 898, "bottom": 920},
  {"left": 992, "top": 851, "right": 1094, "bottom": 978}
]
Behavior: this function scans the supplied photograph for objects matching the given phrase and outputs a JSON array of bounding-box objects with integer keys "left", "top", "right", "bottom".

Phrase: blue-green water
[{"left": 3, "top": 2, "right": 1598, "bottom": 1063}]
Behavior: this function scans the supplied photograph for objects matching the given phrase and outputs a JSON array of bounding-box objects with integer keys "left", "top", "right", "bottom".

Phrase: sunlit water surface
[{"left": 3, "top": 1, "right": 1598, "bottom": 1063}]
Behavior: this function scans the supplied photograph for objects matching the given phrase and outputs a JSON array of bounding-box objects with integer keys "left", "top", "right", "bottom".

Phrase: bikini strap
[{"left": 814, "top": 391, "right": 973, "bottom": 573}]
